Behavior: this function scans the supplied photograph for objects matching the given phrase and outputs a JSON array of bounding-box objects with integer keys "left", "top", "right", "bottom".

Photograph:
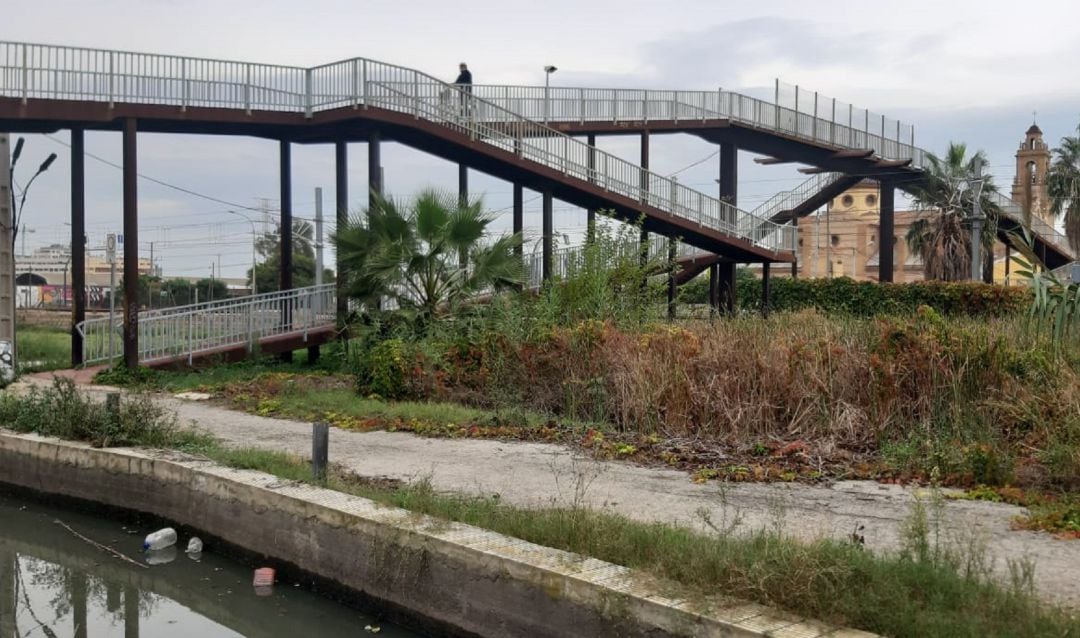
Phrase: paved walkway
[{"left": 20, "top": 376, "right": 1080, "bottom": 608}]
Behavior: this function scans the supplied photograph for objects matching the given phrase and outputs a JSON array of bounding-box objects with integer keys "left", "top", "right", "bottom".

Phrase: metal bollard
[{"left": 312, "top": 422, "right": 329, "bottom": 482}]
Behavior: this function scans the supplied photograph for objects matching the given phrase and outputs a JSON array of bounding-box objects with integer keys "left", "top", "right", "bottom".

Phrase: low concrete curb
[{"left": 0, "top": 431, "right": 877, "bottom": 638}]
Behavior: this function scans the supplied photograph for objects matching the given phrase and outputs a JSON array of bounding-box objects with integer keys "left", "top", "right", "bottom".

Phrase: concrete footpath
[{"left": 24, "top": 377, "right": 1080, "bottom": 609}]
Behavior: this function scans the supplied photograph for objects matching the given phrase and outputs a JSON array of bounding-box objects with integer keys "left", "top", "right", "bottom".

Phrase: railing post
[
  {"left": 247, "top": 299, "right": 255, "bottom": 353},
  {"left": 244, "top": 63, "right": 252, "bottom": 114},
  {"left": 187, "top": 311, "right": 193, "bottom": 366},
  {"left": 180, "top": 58, "right": 189, "bottom": 111},
  {"left": 579, "top": 88, "right": 585, "bottom": 124},
  {"left": 351, "top": 59, "right": 360, "bottom": 109},
  {"left": 361, "top": 60, "right": 369, "bottom": 108},
  {"left": 108, "top": 51, "right": 115, "bottom": 108},
  {"left": 812, "top": 92, "right": 818, "bottom": 141},
  {"left": 642, "top": 89, "right": 648, "bottom": 123},
  {"left": 20, "top": 43, "right": 29, "bottom": 104},
  {"left": 413, "top": 75, "right": 420, "bottom": 118},
  {"left": 611, "top": 89, "right": 617, "bottom": 123},
  {"left": 304, "top": 68, "right": 313, "bottom": 118},
  {"left": 672, "top": 90, "right": 678, "bottom": 123}
]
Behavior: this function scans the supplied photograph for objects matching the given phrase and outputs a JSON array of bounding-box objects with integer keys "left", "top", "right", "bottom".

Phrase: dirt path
[{"left": 26, "top": 378, "right": 1080, "bottom": 608}]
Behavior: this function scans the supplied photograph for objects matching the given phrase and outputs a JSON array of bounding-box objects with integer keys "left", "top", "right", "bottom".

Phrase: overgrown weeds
[{"left": 0, "top": 378, "right": 210, "bottom": 448}]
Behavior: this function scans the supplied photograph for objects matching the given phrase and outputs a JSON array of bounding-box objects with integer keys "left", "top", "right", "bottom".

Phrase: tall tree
[
  {"left": 334, "top": 189, "right": 522, "bottom": 318},
  {"left": 1048, "top": 129, "right": 1080, "bottom": 253},
  {"left": 906, "top": 143, "right": 1001, "bottom": 282}
]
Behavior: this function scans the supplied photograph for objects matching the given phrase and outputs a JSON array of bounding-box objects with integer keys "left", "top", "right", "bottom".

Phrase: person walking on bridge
[{"left": 454, "top": 63, "right": 473, "bottom": 116}]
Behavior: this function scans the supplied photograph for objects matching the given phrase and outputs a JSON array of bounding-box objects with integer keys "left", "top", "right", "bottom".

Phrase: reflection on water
[{"left": 0, "top": 493, "right": 423, "bottom": 637}]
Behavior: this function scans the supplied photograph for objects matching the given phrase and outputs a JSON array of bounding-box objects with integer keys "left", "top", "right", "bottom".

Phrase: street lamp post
[
  {"left": 225, "top": 210, "right": 259, "bottom": 296},
  {"left": 5, "top": 138, "right": 56, "bottom": 373},
  {"left": 544, "top": 65, "right": 558, "bottom": 124}
]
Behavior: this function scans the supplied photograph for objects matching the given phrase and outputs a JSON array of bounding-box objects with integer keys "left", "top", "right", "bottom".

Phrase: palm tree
[
  {"left": 1047, "top": 130, "right": 1080, "bottom": 253},
  {"left": 906, "top": 143, "right": 1001, "bottom": 281},
  {"left": 255, "top": 219, "right": 314, "bottom": 260},
  {"left": 334, "top": 189, "right": 523, "bottom": 318}
]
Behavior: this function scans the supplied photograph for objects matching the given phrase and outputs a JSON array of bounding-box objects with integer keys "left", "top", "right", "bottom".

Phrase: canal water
[{"left": 0, "top": 492, "right": 423, "bottom": 637}]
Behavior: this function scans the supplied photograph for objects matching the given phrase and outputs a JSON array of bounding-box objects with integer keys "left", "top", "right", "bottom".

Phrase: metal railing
[
  {"left": 520, "top": 235, "right": 710, "bottom": 290},
  {"left": 467, "top": 83, "right": 926, "bottom": 167},
  {"left": 986, "top": 191, "right": 1073, "bottom": 258},
  {"left": 0, "top": 40, "right": 793, "bottom": 255},
  {"left": 751, "top": 172, "right": 845, "bottom": 221},
  {"left": 75, "top": 284, "right": 335, "bottom": 365}
]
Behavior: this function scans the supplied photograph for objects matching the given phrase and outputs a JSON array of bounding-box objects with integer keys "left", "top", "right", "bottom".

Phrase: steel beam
[
  {"left": 335, "top": 140, "right": 348, "bottom": 325},
  {"left": 122, "top": 118, "right": 139, "bottom": 369},
  {"left": 71, "top": 129, "right": 86, "bottom": 366},
  {"left": 542, "top": 191, "right": 553, "bottom": 281},
  {"left": 879, "top": 180, "right": 894, "bottom": 282},
  {"left": 512, "top": 183, "right": 523, "bottom": 254}
]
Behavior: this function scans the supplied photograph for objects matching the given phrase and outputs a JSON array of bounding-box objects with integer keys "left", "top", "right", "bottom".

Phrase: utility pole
[
  {"left": 106, "top": 233, "right": 117, "bottom": 364},
  {"left": 0, "top": 134, "right": 14, "bottom": 381},
  {"left": 314, "top": 187, "right": 324, "bottom": 287},
  {"left": 970, "top": 158, "right": 985, "bottom": 282}
]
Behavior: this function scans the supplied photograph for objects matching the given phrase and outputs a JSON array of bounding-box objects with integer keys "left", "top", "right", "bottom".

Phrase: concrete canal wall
[{"left": 0, "top": 430, "right": 874, "bottom": 638}]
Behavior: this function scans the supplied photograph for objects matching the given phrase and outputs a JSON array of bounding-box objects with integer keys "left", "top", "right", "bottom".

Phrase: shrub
[
  {"left": 718, "top": 276, "right": 1030, "bottom": 317},
  {"left": 0, "top": 378, "right": 208, "bottom": 448}
]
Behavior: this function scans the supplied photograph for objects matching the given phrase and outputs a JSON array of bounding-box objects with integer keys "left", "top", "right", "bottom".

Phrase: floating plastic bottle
[
  {"left": 186, "top": 537, "right": 203, "bottom": 554},
  {"left": 142, "top": 527, "right": 177, "bottom": 551}
]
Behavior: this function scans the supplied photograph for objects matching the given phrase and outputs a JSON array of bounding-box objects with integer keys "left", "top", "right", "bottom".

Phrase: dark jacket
[{"left": 454, "top": 69, "right": 472, "bottom": 85}]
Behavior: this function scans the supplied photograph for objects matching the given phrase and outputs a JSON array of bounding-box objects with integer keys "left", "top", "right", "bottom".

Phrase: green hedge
[{"left": 684, "top": 274, "right": 1030, "bottom": 317}]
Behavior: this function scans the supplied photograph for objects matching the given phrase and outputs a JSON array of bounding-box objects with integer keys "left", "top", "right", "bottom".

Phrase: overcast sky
[{"left": 5, "top": 0, "right": 1080, "bottom": 279}]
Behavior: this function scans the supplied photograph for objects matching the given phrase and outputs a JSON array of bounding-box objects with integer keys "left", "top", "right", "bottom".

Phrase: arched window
[{"left": 1028, "top": 161, "right": 1037, "bottom": 184}]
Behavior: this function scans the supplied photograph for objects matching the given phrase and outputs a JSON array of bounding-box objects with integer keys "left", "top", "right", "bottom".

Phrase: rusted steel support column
[
  {"left": 791, "top": 214, "right": 799, "bottom": 279},
  {"left": 368, "top": 130, "right": 382, "bottom": 208},
  {"left": 542, "top": 191, "right": 553, "bottom": 281},
  {"left": 719, "top": 142, "right": 737, "bottom": 206},
  {"left": 761, "top": 262, "right": 771, "bottom": 318},
  {"left": 71, "top": 128, "right": 86, "bottom": 366},
  {"left": 879, "top": 180, "right": 895, "bottom": 282},
  {"left": 458, "top": 164, "right": 468, "bottom": 207},
  {"left": 335, "top": 141, "right": 348, "bottom": 326},
  {"left": 122, "top": 119, "right": 139, "bottom": 369},
  {"left": 587, "top": 133, "right": 597, "bottom": 242},
  {"left": 667, "top": 237, "right": 677, "bottom": 319},
  {"left": 639, "top": 131, "right": 650, "bottom": 282},
  {"left": 719, "top": 261, "right": 736, "bottom": 315},
  {"left": 280, "top": 140, "right": 294, "bottom": 363},
  {"left": 708, "top": 263, "right": 719, "bottom": 316}
]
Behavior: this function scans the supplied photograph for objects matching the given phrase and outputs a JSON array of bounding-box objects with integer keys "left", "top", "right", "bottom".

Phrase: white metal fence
[
  {"left": 0, "top": 40, "right": 794, "bottom": 255},
  {"left": 466, "top": 83, "right": 925, "bottom": 167},
  {"left": 75, "top": 284, "right": 335, "bottom": 366}
]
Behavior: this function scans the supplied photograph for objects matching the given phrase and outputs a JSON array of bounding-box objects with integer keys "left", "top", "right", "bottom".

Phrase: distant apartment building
[{"left": 15, "top": 243, "right": 153, "bottom": 308}]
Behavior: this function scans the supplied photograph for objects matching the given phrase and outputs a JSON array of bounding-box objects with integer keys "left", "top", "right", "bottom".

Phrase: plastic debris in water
[
  {"left": 186, "top": 537, "right": 204, "bottom": 554},
  {"left": 142, "top": 527, "right": 177, "bottom": 551},
  {"left": 253, "top": 567, "right": 275, "bottom": 596}
]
